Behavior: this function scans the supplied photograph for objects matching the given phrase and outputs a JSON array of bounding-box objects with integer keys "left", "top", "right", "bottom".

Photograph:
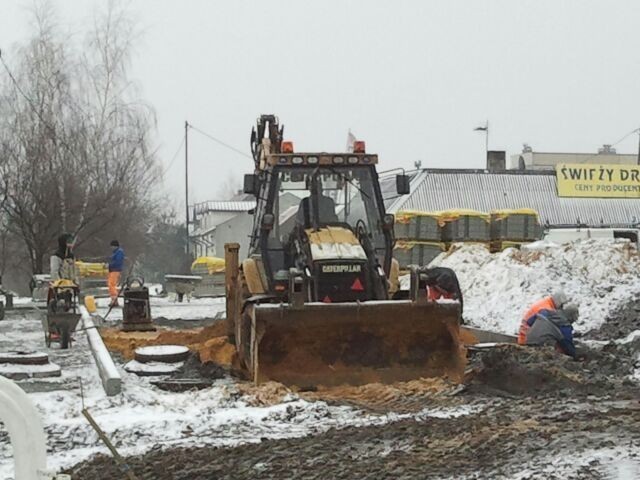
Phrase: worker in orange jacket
[{"left": 517, "top": 291, "right": 568, "bottom": 344}]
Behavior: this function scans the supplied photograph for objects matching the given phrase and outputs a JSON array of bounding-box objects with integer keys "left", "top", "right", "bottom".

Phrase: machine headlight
[
  {"left": 333, "top": 156, "right": 345, "bottom": 164},
  {"left": 307, "top": 156, "right": 319, "bottom": 165},
  {"left": 292, "top": 156, "right": 304, "bottom": 165},
  {"left": 348, "top": 156, "right": 359, "bottom": 164}
]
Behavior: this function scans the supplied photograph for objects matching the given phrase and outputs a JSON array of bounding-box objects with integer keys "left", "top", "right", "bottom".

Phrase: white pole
[{"left": 0, "top": 375, "right": 48, "bottom": 479}]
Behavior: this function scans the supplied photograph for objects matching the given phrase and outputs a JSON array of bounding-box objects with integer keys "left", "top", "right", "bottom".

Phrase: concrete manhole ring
[
  {"left": 134, "top": 345, "right": 190, "bottom": 364},
  {"left": 0, "top": 351, "right": 50, "bottom": 365},
  {"left": 0, "top": 362, "right": 61, "bottom": 380},
  {"left": 124, "top": 360, "right": 184, "bottom": 377}
]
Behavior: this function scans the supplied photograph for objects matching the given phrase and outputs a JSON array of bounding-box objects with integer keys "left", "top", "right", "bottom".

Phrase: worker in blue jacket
[
  {"left": 525, "top": 304, "right": 579, "bottom": 358},
  {"left": 108, "top": 240, "right": 125, "bottom": 306}
]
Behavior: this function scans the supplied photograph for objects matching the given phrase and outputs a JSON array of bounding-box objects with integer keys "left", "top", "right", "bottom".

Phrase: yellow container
[{"left": 84, "top": 295, "right": 97, "bottom": 314}]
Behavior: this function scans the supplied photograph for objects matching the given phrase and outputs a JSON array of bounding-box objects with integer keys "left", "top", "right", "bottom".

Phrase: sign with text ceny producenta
[{"left": 556, "top": 163, "right": 640, "bottom": 198}]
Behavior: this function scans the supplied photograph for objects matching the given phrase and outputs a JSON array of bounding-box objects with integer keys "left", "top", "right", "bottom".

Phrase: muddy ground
[
  {"left": 586, "top": 293, "right": 640, "bottom": 341},
  {"left": 68, "top": 341, "right": 640, "bottom": 479},
  {"left": 66, "top": 398, "right": 640, "bottom": 479}
]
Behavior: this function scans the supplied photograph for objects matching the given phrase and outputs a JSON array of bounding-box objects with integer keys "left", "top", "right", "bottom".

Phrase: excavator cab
[{"left": 227, "top": 115, "right": 464, "bottom": 387}]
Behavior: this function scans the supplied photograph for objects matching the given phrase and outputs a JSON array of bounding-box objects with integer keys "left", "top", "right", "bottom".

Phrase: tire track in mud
[{"left": 67, "top": 399, "right": 640, "bottom": 480}]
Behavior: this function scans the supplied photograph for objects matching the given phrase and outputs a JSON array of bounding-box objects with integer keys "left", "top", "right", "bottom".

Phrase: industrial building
[
  {"left": 508, "top": 144, "right": 638, "bottom": 170},
  {"left": 383, "top": 148, "right": 640, "bottom": 228}
]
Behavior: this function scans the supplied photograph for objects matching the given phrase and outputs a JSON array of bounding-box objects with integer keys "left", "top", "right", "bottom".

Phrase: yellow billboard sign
[{"left": 556, "top": 163, "right": 640, "bottom": 198}]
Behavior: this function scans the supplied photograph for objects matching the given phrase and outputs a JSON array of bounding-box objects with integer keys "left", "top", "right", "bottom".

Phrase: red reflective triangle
[
  {"left": 351, "top": 278, "right": 364, "bottom": 292},
  {"left": 322, "top": 295, "right": 332, "bottom": 303}
]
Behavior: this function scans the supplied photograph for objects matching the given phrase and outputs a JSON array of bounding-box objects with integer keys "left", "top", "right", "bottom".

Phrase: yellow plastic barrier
[
  {"left": 191, "top": 256, "right": 226, "bottom": 274},
  {"left": 75, "top": 261, "right": 108, "bottom": 278}
]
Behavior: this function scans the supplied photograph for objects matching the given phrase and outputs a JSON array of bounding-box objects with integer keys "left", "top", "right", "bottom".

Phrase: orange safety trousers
[
  {"left": 108, "top": 271, "right": 121, "bottom": 301},
  {"left": 517, "top": 296, "right": 555, "bottom": 345}
]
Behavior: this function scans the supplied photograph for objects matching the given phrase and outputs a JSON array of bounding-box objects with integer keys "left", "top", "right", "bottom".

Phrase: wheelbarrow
[
  {"left": 44, "top": 279, "right": 82, "bottom": 349},
  {"left": 42, "top": 312, "right": 82, "bottom": 349}
]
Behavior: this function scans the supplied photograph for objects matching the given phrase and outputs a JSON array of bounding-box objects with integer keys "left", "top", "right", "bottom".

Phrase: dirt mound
[
  {"left": 585, "top": 294, "right": 640, "bottom": 340},
  {"left": 235, "top": 381, "right": 295, "bottom": 406},
  {"left": 100, "top": 320, "right": 236, "bottom": 367},
  {"left": 467, "top": 343, "right": 640, "bottom": 398},
  {"left": 168, "top": 353, "right": 227, "bottom": 380},
  {"left": 302, "top": 377, "right": 461, "bottom": 413}
]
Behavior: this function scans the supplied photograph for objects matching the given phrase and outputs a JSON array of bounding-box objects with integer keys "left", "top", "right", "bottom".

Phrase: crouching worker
[
  {"left": 423, "top": 267, "right": 464, "bottom": 323},
  {"left": 525, "top": 304, "right": 579, "bottom": 358},
  {"left": 518, "top": 290, "right": 568, "bottom": 345}
]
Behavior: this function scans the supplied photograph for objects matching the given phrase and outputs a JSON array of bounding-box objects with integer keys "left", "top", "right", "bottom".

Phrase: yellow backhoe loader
[{"left": 224, "top": 115, "right": 465, "bottom": 387}]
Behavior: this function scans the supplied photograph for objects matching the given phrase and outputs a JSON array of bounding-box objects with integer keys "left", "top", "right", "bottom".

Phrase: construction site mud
[
  {"left": 67, "top": 396, "right": 640, "bottom": 479},
  {"left": 67, "top": 339, "right": 640, "bottom": 479}
]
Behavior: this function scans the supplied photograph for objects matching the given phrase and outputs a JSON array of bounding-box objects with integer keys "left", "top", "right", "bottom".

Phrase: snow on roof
[{"left": 193, "top": 200, "right": 255, "bottom": 215}]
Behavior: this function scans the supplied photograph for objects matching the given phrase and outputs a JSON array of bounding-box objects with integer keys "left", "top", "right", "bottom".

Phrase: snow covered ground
[
  {"left": 0, "top": 301, "right": 476, "bottom": 479},
  {"left": 425, "top": 239, "right": 640, "bottom": 336},
  {"left": 94, "top": 295, "right": 226, "bottom": 322}
]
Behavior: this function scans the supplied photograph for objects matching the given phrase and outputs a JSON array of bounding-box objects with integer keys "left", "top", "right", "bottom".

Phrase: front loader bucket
[{"left": 245, "top": 300, "right": 465, "bottom": 388}]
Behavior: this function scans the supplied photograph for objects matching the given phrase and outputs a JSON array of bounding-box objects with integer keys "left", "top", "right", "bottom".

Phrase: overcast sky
[{"left": 2, "top": 0, "right": 640, "bottom": 206}]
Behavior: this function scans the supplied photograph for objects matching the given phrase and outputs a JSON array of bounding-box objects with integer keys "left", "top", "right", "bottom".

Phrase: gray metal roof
[
  {"left": 193, "top": 200, "right": 255, "bottom": 215},
  {"left": 388, "top": 169, "right": 640, "bottom": 227}
]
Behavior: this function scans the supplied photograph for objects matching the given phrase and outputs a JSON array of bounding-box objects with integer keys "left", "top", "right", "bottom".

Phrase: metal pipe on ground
[{"left": 81, "top": 306, "right": 122, "bottom": 396}]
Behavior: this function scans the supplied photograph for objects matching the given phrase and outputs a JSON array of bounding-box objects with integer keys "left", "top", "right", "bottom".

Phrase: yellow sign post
[{"left": 556, "top": 163, "right": 640, "bottom": 198}]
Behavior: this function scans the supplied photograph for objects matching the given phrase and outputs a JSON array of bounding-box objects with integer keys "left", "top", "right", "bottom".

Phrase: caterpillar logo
[{"left": 321, "top": 264, "right": 362, "bottom": 273}]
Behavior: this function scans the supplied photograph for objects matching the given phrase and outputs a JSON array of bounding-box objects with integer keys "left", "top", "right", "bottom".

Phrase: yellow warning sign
[{"left": 556, "top": 163, "right": 640, "bottom": 198}]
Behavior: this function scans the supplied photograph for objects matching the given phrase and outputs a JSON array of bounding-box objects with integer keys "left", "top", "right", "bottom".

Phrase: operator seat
[{"left": 295, "top": 195, "right": 339, "bottom": 228}]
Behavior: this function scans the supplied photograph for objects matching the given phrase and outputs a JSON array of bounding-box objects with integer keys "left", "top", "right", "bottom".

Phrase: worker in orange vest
[{"left": 517, "top": 291, "right": 568, "bottom": 345}]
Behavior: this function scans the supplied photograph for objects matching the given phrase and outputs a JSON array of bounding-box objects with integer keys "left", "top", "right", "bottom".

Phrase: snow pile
[{"left": 428, "top": 239, "right": 640, "bottom": 336}]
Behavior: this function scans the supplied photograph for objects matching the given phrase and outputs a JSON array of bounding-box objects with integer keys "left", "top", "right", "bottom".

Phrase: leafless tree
[{"left": 0, "top": 1, "right": 161, "bottom": 277}]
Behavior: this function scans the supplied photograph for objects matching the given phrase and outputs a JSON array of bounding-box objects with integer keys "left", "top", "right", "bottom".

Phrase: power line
[{"left": 188, "top": 123, "right": 252, "bottom": 159}]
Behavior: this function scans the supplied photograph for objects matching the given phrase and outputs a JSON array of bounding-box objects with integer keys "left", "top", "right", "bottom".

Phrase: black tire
[
  {"left": 60, "top": 326, "right": 70, "bottom": 349},
  {"left": 0, "top": 302, "right": 4, "bottom": 321},
  {"left": 47, "top": 299, "right": 57, "bottom": 315},
  {"left": 177, "top": 292, "right": 184, "bottom": 303}
]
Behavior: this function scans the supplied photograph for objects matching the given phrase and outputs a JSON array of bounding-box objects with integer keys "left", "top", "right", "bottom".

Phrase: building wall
[
  {"left": 509, "top": 152, "right": 638, "bottom": 170},
  {"left": 197, "top": 211, "right": 237, "bottom": 231},
  {"left": 212, "top": 212, "right": 254, "bottom": 258}
]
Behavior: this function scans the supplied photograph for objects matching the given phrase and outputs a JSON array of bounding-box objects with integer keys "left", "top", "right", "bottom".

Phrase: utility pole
[
  {"left": 485, "top": 120, "right": 489, "bottom": 155},
  {"left": 185, "top": 121, "right": 190, "bottom": 256}
]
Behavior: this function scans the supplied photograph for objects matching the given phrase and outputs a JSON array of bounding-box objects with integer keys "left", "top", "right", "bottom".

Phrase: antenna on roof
[{"left": 414, "top": 160, "right": 422, "bottom": 170}]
